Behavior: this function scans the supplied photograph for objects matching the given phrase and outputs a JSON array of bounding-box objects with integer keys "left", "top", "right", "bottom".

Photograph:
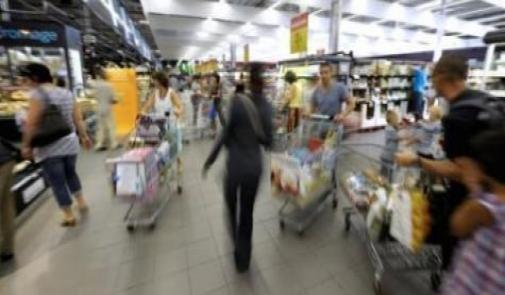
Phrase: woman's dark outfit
[{"left": 204, "top": 93, "right": 273, "bottom": 271}]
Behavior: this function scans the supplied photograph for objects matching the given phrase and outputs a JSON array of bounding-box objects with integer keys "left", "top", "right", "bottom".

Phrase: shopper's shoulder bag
[
  {"left": 238, "top": 93, "right": 266, "bottom": 142},
  {"left": 31, "top": 88, "right": 72, "bottom": 147}
]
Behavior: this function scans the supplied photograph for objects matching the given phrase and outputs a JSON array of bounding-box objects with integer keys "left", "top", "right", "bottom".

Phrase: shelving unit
[
  {"left": 473, "top": 29, "right": 505, "bottom": 98},
  {"left": 351, "top": 59, "right": 424, "bottom": 129},
  {"left": 276, "top": 52, "right": 354, "bottom": 113}
]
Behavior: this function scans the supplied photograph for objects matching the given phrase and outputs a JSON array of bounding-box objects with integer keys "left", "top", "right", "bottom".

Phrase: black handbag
[{"left": 31, "top": 88, "right": 72, "bottom": 147}]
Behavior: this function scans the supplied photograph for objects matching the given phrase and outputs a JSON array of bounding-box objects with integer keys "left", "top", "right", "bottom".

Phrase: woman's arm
[
  {"left": 73, "top": 102, "right": 92, "bottom": 149},
  {"left": 284, "top": 85, "right": 294, "bottom": 106},
  {"left": 170, "top": 90, "right": 184, "bottom": 118},
  {"left": 451, "top": 199, "right": 494, "bottom": 238},
  {"left": 141, "top": 91, "right": 155, "bottom": 114},
  {"left": 21, "top": 99, "right": 44, "bottom": 158},
  {"left": 204, "top": 99, "right": 236, "bottom": 171}
]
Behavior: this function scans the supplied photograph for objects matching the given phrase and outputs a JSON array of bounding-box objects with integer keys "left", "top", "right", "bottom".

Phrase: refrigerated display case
[{"left": 0, "top": 21, "right": 84, "bottom": 141}]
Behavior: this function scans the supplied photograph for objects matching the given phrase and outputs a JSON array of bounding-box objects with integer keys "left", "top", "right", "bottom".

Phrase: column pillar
[
  {"left": 433, "top": 0, "right": 447, "bottom": 62},
  {"left": 329, "top": 0, "right": 343, "bottom": 53},
  {"left": 1, "top": 0, "right": 10, "bottom": 21},
  {"left": 230, "top": 43, "right": 237, "bottom": 68}
]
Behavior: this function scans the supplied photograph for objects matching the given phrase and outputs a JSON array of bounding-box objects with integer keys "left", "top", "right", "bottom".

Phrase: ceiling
[
  {"left": 8, "top": 0, "right": 154, "bottom": 62},
  {"left": 141, "top": 0, "right": 505, "bottom": 60}
]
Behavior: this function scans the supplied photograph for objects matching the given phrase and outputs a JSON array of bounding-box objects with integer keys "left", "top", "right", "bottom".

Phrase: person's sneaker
[
  {"left": 0, "top": 253, "right": 14, "bottom": 263},
  {"left": 95, "top": 146, "right": 107, "bottom": 152}
]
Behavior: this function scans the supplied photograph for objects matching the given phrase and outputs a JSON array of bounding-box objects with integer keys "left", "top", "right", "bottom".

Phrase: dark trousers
[
  {"left": 412, "top": 91, "right": 425, "bottom": 120},
  {"left": 212, "top": 100, "right": 226, "bottom": 127},
  {"left": 224, "top": 168, "right": 261, "bottom": 268},
  {"left": 41, "top": 155, "right": 82, "bottom": 208}
]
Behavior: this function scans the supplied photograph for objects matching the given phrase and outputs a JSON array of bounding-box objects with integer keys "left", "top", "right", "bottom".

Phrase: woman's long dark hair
[
  {"left": 152, "top": 72, "right": 169, "bottom": 89},
  {"left": 249, "top": 62, "right": 264, "bottom": 97}
]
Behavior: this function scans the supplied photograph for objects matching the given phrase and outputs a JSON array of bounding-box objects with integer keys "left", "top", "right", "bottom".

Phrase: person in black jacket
[
  {"left": 0, "top": 139, "right": 16, "bottom": 262},
  {"left": 203, "top": 63, "right": 273, "bottom": 272},
  {"left": 396, "top": 55, "right": 493, "bottom": 270}
]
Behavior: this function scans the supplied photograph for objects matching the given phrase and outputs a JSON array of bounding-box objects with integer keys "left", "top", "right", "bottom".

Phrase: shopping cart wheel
[
  {"left": 430, "top": 272, "right": 441, "bottom": 291},
  {"left": 177, "top": 186, "right": 183, "bottom": 194},
  {"left": 126, "top": 224, "right": 135, "bottom": 232},
  {"left": 344, "top": 212, "right": 351, "bottom": 233},
  {"left": 373, "top": 273, "right": 382, "bottom": 295},
  {"left": 279, "top": 220, "right": 285, "bottom": 231},
  {"left": 148, "top": 222, "right": 157, "bottom": 231},
  {"left": 297, "top": 230, "right": 304, "bottom": 237}
]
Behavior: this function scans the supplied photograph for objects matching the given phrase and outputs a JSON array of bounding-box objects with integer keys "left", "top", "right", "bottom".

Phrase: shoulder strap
[{"left": 239, "top": 94, "right": 266, "bottom": 141}]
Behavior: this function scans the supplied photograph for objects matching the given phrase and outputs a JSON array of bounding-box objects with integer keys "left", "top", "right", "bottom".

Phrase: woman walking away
[
  {"left": 203, "top": 63, "right": 273, "bottom": 272},
  {"left": 209, "top": 73, "right": 226, "bottom": 131},
  {"left": 20, "top": 63, "right": 92, "bottom": 227}
]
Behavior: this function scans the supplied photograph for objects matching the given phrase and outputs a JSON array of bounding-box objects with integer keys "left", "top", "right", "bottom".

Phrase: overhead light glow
[
  {"left": 196, "top": 31, "right": 210, "bottom": 38},
  {"left": 227, "top": 34, "right": 239, "bottom": 43}
]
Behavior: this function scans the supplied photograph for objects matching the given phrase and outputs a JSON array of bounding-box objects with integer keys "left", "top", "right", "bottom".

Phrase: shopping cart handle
[{"left": 309, "top": 114, "right": 332, "bottom": 121}]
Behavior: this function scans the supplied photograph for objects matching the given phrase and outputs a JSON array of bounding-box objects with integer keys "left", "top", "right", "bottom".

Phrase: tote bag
[{"left": 31, "top": 88, "right": 72, "bottom": 147}]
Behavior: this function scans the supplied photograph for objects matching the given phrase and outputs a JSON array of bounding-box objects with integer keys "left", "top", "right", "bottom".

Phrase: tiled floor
[{"left": 0, "top": 133, "right": 437, "bottom": 295}]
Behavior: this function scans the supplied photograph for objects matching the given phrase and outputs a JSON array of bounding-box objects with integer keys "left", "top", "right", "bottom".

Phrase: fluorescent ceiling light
[
  {"left": 196, "top": 31, "right": 210, "bottom": 38},
  {"left": 227, "top": 34, "right": 239, "bottom": 42}
]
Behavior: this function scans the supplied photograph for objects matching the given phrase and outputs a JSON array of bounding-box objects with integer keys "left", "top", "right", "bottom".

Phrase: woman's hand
[
  {"left": 21, "top": 146, "right": 32, "bottom": 160},
  {"left": 81, "top": 135, "right": 93, "bottom": 150},
  {"left": 395, "top": 151, "right": 419, "bottom": 166}
]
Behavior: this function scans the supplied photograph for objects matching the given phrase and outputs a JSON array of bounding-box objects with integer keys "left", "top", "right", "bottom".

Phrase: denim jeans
[{"left": 41, "top": 155, "right": 82, "bottom": 208}]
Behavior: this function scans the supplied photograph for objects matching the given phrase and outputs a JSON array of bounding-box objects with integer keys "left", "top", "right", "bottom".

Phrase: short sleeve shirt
[
  {"left": 380, "top": 126, "right": 399, "bottom": 163},
  {"left": 416, "top": 121, "right": 442, "bottom": 155},
  {"left": 443, "top": 89, "right": 489, "bottom": 160},
  {"left": 311, "top": 82, "right": 349, "bottom": 117},
  {"left": 90, "top": 80, "right": 115, "bottom": 115},
  {"left": 31, "top": 86, "right": 79, "bottom": 161}
]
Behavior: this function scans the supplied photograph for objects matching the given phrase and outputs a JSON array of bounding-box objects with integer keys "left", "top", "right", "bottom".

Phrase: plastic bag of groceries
[{"left": 389, "top": 186, "right": 431, "bottom": 252}]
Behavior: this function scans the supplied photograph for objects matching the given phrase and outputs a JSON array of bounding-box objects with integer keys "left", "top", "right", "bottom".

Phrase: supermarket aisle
[{"left": 0, "top": 134, "right": 436, "bottom": 295}]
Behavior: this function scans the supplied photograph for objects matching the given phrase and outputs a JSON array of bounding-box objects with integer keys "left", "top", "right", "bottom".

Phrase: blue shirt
[
  {"left": 416, "top": 121, "right": 442, "bottom": 155},
  {"left": 311, "top": 82, "right": 349, "bottom": 117},
  {"left": 413, "top": 68, "right": 427, "bottom": 94},
  {"left": 381, "top": 126, "right": 399, "bottom": 163}
]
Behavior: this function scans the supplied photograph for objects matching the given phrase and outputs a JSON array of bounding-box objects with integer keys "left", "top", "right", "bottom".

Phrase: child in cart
[
  {"left": 380, "top": 109, "right": 410, "bottom": 183},
  {"left": 441, "top": 129, "right": 505, "bottom": 295},
  {"left": 410, "top": 106, "right": 444, "bottom": 159}
]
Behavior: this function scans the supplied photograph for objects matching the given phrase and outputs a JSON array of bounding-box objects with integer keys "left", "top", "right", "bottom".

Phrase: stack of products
[
  {"left": 271, "top": 131, "right": 337, "bottom": 207},
  {"left": 113, "top": 147, "right": 160, "bottom": 202}
]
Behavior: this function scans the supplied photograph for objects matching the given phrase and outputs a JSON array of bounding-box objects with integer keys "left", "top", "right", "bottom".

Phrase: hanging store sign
[
  {"left": 0, "top": 22, "right": 64, "bottom": 47},
  {"left": 290, "top": 12, "right": 308, "bottom": 54},
  {"left": 244, "top": 44, "right": 250, "bottom": 63}
]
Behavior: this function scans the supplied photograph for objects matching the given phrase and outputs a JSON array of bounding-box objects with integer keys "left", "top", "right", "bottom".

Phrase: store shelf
[
  {"left": 469, "top": 71, "right": 505, "bottom": 78},
  {"left": 489, "top": 90, "right": 505, "bottom": 97},
  {"left": 355, "top": 74, "right": 413, "bottom": 78}
]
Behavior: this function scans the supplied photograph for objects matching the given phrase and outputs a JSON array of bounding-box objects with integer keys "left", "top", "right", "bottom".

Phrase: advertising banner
[{"left": 290, "top": 12, "right": 308, "bottom": 54}]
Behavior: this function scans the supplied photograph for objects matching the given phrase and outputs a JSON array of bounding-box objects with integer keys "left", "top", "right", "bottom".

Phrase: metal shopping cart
[
  {"left": 271, "top": 115, "right": 342, "bottom": 235},
  {"left": 272, "top": 109, "right": 290, "bottom": 152},
  {"left": 106, "top": 115, "right": 182, "bottom": 232},
  {"left": 336, "top": 143, "right": 442, "bottom": 294}
]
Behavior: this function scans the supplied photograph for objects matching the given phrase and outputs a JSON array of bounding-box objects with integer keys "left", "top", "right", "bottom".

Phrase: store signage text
[
  {"left": 290, "top": 12, "right": 308, "bottom": 54},
  {"left": 0, "top": 27, "right": 58, "bottom": 44}
]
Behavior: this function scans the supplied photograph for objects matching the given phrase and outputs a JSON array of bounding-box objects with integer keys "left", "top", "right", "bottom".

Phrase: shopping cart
[
  {"left": 106, "top": 115, "right": 182, "bottom": 232},
  {"left": 336, "top": 143, "right": 442, "bottom": 294},
  {"left": 272, "top": 109, "right": 290, "bottom": 152},
  {"left": 271, "top": 115, "right": 342, "bottom": 235}
]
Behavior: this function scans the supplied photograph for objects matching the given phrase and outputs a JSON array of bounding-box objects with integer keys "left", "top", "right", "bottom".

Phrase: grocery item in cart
[
  {"left": 114, "top": 147, "right": 160, "bottom": 202},
  {"left": 271, "top": 149, "right": 333, "bottom": 207},
  {"left": 390, "top": 187, "right": 431, "bottom": 252}
]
